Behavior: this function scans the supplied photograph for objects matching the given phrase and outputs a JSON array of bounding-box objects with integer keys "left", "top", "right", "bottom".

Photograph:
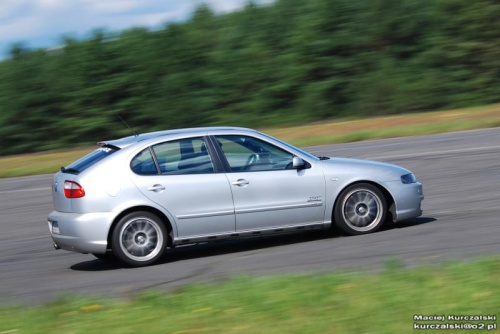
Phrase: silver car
[{"left": 48, "top": 127, "right": 424, "bottom": 266}]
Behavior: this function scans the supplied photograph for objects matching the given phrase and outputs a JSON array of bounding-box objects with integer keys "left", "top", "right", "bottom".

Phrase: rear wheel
[
  {"left": 334, "top": 183, "right": 387, "bottom": 235},
  {"left": 111, "top": 211, "right": 167, "bottom": 267}
]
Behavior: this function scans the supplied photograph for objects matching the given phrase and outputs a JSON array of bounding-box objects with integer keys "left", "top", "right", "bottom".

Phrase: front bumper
[
  {"left": 383, "top": 181, "right": 424, "bottom": 222},
  {"left": 47, "top": 211, "right": 115, "bottom": 254}
]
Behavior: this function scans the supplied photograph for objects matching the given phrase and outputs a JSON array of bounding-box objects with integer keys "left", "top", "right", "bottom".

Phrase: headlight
[{"left": 401, "top": 173, "right": 417, "bottom": 184}]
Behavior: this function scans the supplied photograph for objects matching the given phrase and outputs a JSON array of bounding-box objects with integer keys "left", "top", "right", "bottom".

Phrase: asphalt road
[{"left": 1, "top": 128, "right": 500, "bottom": 304}]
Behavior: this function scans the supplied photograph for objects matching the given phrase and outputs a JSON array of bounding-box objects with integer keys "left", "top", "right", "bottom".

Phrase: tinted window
[
  {"left": 259, "top": 132, "right": 319, "bottom": 161},
  {"left": 215, "top": 135, "right": 293, "bottom": 172},
  {"left": 152, "top": 137, "right": 214, "bottom": 175},
  {"left": 131, "top": 148, "right": 158, "bottom": 175},
  {"left": 65, "top": 146, "right": 119, "bottom": 174}
]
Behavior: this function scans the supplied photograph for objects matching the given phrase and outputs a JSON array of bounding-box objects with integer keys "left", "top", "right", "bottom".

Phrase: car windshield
[
  {"left": 258, "top": 132, "right": 319, "bottom": 161},
  {"left": 63, "top": 145, "right": 119, "bottom": 174}
]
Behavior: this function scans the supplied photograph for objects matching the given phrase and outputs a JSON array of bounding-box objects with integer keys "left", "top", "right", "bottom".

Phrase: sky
[{"left": 0, "top": 0, "right": 273, "bottom": 59}]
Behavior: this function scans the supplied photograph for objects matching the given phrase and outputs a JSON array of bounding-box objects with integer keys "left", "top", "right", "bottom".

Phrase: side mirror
[{"left": 292, "top": 156, "right": 306, "bottom": 169}]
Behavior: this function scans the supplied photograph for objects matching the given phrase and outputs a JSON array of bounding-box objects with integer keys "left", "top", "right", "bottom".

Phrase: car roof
[{"left": 98, "top": 126, "right": 258, "bottom": 148}]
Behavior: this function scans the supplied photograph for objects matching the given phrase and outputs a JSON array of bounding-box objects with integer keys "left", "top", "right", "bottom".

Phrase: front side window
[
  {"left": 152, "top": 137, "right": 214, "bottom": 175},
  {"left": 215, "top": 135, "right": 294, "bottom": 172}
]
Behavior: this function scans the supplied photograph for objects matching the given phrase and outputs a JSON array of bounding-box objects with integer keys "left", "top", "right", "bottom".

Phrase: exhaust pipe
[{"left": 53, "top": 243, "right": 61, "bottom": 250}]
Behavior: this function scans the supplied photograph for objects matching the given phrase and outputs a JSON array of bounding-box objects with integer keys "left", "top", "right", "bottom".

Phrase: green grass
[
  {"left": 0, "top": 147, "right": 94, "bottom": 179},
  {"left": 1, "top": 258, "right": 499, "bottom": 334},
  {"left": 288, "top": 118, "right": 500, "bottom": 147},
  {"left": 1, "top": 104, "right": 500, "bottom": 178}
]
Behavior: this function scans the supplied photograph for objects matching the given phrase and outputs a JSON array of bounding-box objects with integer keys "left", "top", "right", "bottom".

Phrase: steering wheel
[{"left": 245, "top": 153, "right": 260, "bottom": 167}]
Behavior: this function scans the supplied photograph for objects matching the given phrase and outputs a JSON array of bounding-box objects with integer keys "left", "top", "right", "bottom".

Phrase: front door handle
[
  {"left": 148, "top": 184, "right": 165, "bottom": 192},
  {"left": 232, "top": 179, "right": 249, "bottom": 187}
]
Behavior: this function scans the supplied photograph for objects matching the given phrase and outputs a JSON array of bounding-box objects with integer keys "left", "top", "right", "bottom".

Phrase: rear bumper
[
  {"left": 47, "top": 211, "right": 115, "bottom": 254},
  {"left": 383, "top": 181, "right": 424, "bottom": 222}
]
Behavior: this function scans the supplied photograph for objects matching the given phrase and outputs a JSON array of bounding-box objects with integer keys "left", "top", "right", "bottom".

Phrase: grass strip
[
  {"left": 1, "top": 104, "right": 499, "bottom": 178},
  {"left": 0, "top": 258, "right": 499, "bottom": 333}
]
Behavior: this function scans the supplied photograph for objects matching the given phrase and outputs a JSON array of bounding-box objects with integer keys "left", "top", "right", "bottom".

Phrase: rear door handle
[
  {"left": 232, "top": 179, "right": 249, "bottom": 186},
  {"left": 148, "top": 184, "right": 165, "bottom": 192}
]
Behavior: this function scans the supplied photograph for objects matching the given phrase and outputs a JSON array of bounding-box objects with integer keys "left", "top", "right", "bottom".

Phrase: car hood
[{"left": 319, "top": 157, "right": 411, "bottom": 181}]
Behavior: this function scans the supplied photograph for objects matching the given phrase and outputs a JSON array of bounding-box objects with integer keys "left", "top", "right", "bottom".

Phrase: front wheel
[
  {"left": 111, "top": 211, "right": 167, "bottom": 267},
  {"left": 334, "top": 183, "right": 387, "bottom": 235}
]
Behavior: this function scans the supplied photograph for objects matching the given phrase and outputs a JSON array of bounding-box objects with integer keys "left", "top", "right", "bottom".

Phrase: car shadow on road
[
  {"left": 384, "top": 216, "right": 436, "bottom": 230},
  {"left": 70, "top": 216, "right": 436, "bottom": 271},
  {"left": 70, "top": 230, "right": 333, "bottom": 271}
]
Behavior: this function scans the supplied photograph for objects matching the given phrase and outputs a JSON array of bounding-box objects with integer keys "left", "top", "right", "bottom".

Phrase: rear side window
[
  {"left": 152, "top": 137, "right": 214, "bottom": 175},
  {"left": 64, "top": 146, "right": 119, "bottom": 174},
  {"left": 131, "top": 149, "right": 158, "bottom": 175}
]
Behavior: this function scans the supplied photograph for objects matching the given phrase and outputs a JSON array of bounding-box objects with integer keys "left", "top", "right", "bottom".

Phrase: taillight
[{"left": 64, "top": 181, "right": 85, "bottom": 198}]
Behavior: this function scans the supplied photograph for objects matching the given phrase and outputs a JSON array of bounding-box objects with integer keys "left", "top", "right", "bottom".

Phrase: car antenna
[{"left": 116, "top": 114, "right": 138, "bottom": 137}]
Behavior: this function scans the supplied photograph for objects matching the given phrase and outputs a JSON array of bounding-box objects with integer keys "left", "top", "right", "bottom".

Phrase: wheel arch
[
  {"left": 107, "top": 205, "right": 174, "bottom": 249},
  {"left": 332, "top": 180, "right": 396, "bottom": 224}
]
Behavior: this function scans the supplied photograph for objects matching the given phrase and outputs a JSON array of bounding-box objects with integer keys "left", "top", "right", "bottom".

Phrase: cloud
[
  {"left": 87, "top": 0, "right": 143, "bottom": 15},
  {"left": 0, "top": 0, "right": 274, "bottom": 58},
  {"left": 36, "top": 0, "right": 64, "bottom": 9},
  {"left": 129, "top": 9, "right": 190, "bottom": 27},
  {"left": 0, "top": 0, "right": 26, "bottom": 19},
  {"left": 0, "top": 15, "right": 44, "bottom": 42},
  {"left": 205, "top": 0, "right": 248, "bottom": 13},
  {"left": 206, "top": 0, "right": 275, "bottom": 12}
]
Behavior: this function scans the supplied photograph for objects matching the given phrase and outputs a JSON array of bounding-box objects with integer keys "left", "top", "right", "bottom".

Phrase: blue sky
[{"left": 0, "top": 0, "right": 273, "bottom": 59}]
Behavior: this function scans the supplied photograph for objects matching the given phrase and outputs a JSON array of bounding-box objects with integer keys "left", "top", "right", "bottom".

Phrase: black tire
[
  {"left": 92, "top": 252, "right": 116, "bottom": 262},
  {"left": 111, "top": 211, "right": 167, "bottom": 267},
  {"left": 334, "top": 183, "right": 387, "bottom": 235}
]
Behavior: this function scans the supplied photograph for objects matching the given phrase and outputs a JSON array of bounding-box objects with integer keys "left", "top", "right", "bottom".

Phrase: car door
[
  {"left": 130, "top": 136, "right": 235, "bottom": 238},
  {"left": 213, "top": 135, "right": 326, "bottom": 231}
]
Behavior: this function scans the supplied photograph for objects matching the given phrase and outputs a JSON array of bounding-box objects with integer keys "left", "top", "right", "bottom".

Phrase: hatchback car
[{"left": 48, "top": 127, "right": 423, "bottom": 266}]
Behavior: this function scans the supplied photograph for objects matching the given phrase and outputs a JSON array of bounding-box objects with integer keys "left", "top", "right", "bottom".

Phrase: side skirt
[{"left": 172, "top": 222, "right": 329, "bottom": 246}]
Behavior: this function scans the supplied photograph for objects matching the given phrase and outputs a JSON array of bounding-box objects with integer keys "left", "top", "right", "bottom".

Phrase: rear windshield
[{"left": 63, "top": 146, "right": 119, "bottom": 174}]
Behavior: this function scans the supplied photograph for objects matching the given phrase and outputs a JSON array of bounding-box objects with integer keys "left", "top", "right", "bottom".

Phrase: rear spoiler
[
  {"left": 97, "top": 142, "right": 121, "bottom": 149},
  {"left": 97, "top": 142, "right": 124, "bottom": 150}
]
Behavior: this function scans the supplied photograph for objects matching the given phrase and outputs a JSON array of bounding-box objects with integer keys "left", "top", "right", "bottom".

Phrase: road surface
[{"left": 1, "top": 128, "right": 499, "bottom": 304}]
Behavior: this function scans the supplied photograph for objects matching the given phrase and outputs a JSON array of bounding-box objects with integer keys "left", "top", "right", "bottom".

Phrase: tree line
[{"left": 0, "top": 0, "right": 498, "bottom": 155}]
